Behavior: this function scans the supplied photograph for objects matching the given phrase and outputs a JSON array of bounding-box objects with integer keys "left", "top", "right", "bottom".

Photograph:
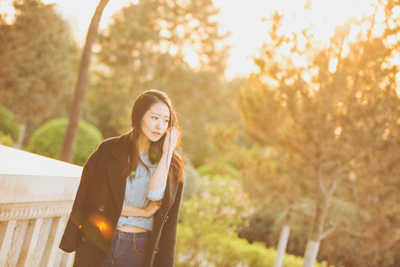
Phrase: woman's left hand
[
  {"left": 144, "top": 200, "right": 163, "bottom": 217},
  {"left": 163, "top": 127, "right": 179, "bottom": 155}
]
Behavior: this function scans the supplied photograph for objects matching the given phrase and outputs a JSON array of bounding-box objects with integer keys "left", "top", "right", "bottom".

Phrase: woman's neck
[{"left": 137, "top": 134, "right": 150, "bottom": 154}]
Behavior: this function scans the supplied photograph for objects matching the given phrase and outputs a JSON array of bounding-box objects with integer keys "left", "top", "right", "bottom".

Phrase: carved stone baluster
[
  {"left": 18, "top": 218, "right": 44, "bottom": 267},
  {"left": 41, "top": 216, "right": 69, "bottom": 267},
  {"left": 0, "top": 220, "right": 17, "bottom": 266}
]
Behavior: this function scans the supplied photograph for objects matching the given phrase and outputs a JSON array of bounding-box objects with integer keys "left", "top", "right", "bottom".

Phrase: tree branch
[
  {"left": 327, "top": 162, "right": 341, "bottom": 197},
  {"left": 342, "top": 227, "right": 371, "bottom": 238},
  {"left": 317, "top": 164, "right": 327, "bottom": 196},
  {"left": 319, "top": 223, "right": 337, "bottom": 240}
]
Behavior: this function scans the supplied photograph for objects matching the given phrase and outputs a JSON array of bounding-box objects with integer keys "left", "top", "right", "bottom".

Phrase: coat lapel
[{"left": 106, "top": 133, "right": 131, "bottom": 209}]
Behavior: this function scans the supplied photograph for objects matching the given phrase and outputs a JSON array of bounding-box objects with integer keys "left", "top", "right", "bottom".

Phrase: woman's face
[{"left": 139, "top": 101, "right": 170, "bottom": 143}]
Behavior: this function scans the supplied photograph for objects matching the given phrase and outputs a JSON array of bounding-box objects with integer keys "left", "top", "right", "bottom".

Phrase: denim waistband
[{"left": 115, "top": 229, "right": 150, "bottom": 240}]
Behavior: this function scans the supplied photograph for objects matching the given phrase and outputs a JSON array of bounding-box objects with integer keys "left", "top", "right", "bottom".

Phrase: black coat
[{"left": 59, "top": 133, "right": 184, "bottom": 267}]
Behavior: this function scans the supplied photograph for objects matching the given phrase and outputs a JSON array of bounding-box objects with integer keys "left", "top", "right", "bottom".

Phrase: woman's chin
[{"left": 150, "top": 136, "right": 161, "bottom": 142}]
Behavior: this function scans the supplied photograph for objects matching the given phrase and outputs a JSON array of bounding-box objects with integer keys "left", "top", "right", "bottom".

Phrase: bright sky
[{"left": 1, "top": 0, "right": 375, "bottom": 79}]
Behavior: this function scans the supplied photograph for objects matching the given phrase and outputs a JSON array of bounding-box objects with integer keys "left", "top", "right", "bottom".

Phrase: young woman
[{"left": 59, "top": 90, "right": 185, "bottom": 267}]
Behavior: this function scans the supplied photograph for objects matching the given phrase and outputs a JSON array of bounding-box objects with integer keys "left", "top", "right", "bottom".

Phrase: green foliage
[
  {"left": 176, "top": 175, "right": 255, "bottom": 265},
  {"left": 181, "top": 176, "right": 254, "bottom": 233},
  {"left": 182, "top": 161, "right": 201, "bottom": 201},
  {"left": 177, "top": 226, "right": 322, "bottom": 267},
  {"left": 197, "top": 161, "right": 242, "bottom": 180},
  {"left": 0, "top": 0, "right": 78, "bottom": 126},
  {"left": 177, "top": 210, "right": 331, "bottom": 267},
  {"left": 27, "top": 118, "right": 103, "bottom": 166},
  {"left": 0, "top": 106, "right": 20, "bottom": 141},
  {"left": 238, "top": 211, "right": 278, "bottom": 246},
  {"left": 0, "top": 131, "right": 13, "bottom": 147}
]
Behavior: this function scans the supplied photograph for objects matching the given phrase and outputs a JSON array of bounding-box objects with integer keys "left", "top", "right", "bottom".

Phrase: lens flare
[{"left": 88, "top": 215, "right": 114, "bottom": 240}]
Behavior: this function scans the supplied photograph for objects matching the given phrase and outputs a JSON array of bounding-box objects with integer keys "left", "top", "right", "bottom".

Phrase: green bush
[
  {"left": 27, "top": 118, "right": 103, "bottom": 166},
  {"left": 176, "top": 224, "right": 333, "bottom": 267},
  {"left": 0, "top": 106, "right": 20, "bottom": 141},
  {"left": 197, "top": 161, "right": 242, "bottom": 180},
  {"left": 0, "top": 131, "right": 14, "bottom": 147}
]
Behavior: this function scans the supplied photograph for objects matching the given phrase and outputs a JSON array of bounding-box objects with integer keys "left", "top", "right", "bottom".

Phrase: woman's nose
[{"left": 156, "top": 121, "right": 163, "bottom": 129}]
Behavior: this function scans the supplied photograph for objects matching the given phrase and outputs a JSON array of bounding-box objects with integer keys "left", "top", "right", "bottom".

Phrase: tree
[
  {"left": 60, "top": 0, "right": 110, "bottom": 163},
  {"left": 85, "top": 0, "right": 229, "bottom": 164},
  {"left": 0, "top": 0, "right": 77, "bottom": 145},
  {"left": 239, "top": 1, "right": 400, "bottom": 266}
]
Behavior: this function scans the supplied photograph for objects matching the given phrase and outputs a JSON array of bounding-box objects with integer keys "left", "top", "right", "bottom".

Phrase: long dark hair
[{"left": 127, "top": 89, "right": 185, "bottom": 182}]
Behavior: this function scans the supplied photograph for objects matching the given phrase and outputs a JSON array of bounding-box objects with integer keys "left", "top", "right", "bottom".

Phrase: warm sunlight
[
  {"left": 22, "top": 0, "right": 375, "bottom": 78},
  {"left": 213, "top": 0, "right": 375, "bottom": 77},
  {"left": 282, "top": 0, "right": 374, "bottom": 42}
]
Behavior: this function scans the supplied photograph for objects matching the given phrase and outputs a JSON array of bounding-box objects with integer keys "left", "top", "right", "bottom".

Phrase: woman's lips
[{"left": 153, "top": 132, "right": 161, "bottom": 137}]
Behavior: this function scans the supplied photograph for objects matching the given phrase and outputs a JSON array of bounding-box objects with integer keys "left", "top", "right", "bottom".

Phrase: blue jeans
[{"left": 103, "top": 230, "right": 150, "bottom": 267}]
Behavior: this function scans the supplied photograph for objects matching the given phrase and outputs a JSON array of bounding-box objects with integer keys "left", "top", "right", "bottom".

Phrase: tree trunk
[
  {"left": 303, "top": 239, "right": 321, "bottom": 267},
  {"left": 302, "top": 198, "right": 329, "bottom": 267},
  {"left": 273, "top": 209, "right": 291, "bottom": 267},
  {"left": 59, "top": 0, "right": 110, "bottom": 163},
  {"left": 15, "top": 123, "right": 26, "bottom": 149}
]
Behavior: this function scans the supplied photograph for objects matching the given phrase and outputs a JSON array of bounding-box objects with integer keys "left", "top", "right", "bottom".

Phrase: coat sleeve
[
  {"left": 153, "top": 181, "right": 184, "bottom": 267},
  {"left": 59, "top": 145, "right": 101, "bottom": 252}
]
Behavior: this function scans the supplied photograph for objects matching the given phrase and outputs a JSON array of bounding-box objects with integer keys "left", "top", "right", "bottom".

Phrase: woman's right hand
[
  {"left": 162, "top": 127, "right": 179, "bottom": 155},
  {"left": 144, "top": 200, "right": 163, "bottom": 217}
]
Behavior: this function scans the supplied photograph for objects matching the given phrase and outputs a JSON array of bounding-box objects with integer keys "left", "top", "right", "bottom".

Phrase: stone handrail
[{"left": 0, "top": 145, "right": 82, "bottom": 267}]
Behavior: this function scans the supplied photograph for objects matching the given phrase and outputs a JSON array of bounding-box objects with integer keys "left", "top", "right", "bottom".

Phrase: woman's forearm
[
  {"left": 120, "top": 204, "right": 147, "bottom": 217},
  {"left": 121, "top": 201, "right": 162, "bottom": 218},
  {"left": 148, "top": 151, "right": 172, "bottom": 191},
  {"left": 148, "top": 127, "right": 178, "bottom": 192}
]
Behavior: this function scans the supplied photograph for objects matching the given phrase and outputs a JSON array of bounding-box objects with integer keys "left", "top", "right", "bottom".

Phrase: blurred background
[{"left": 1, "top": 0, "right": 400, "bottom": 266}]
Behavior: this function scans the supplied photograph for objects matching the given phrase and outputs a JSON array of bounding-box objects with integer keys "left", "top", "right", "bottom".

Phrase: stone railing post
[{"left": 0, "top": 145, "right": 82, "bottom": 267}]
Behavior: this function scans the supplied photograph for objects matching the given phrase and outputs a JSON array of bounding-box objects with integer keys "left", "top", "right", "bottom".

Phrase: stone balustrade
[{"left": 0, "top": 145, "right": 82, "bottom": 267}]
